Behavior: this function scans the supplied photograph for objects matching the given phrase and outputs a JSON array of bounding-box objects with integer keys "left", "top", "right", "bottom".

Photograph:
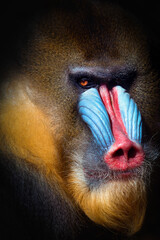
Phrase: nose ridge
[
  {"left": 99, "top": 85, "right": 145, "bottom": 171},
  {"left": 104, "top": 132, "right": 144, "bottom": 171}
]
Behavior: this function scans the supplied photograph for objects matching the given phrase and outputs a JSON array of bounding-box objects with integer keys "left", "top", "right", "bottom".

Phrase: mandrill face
[
  {"left": 69, "top": 85, "right": 146, "bottom": 235},
  {"left": 68, "top": 87, "right": 147, "bottom": 235},
  {"left": 0, "top": 1, "right": 160, "bottom": 239}
]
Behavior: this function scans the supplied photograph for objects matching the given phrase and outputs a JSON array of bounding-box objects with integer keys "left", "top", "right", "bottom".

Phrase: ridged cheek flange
[
  {"left": 78, "top": 86, "right": 143, "bottom": 153},
  {"left": 78, "top": 88, "right": 114, "bottom": 151}
]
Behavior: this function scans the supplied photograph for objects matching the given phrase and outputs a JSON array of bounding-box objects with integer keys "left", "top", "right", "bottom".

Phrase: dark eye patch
[
  {"left": 77, "top": 77, "right": 98, "bottom": 89},
  {"left": 69, "top": 72, "right": 98, "bottom": 89}
]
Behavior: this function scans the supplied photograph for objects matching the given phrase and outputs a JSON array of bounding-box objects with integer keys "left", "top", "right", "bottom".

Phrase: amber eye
[
  {"left": 79, "top": 78, "right": 89, "bottom": 87},
  {"left": 76, "top": 77, "right": 97, "bottom": 89}
]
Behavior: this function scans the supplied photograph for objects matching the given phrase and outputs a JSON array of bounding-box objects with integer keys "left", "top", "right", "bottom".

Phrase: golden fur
[
  {"left": 0, "top": 80, "right": 62, "bottom": 181},
  {"left": 68, "top": 170, "right": 146, "bottom": 235}
]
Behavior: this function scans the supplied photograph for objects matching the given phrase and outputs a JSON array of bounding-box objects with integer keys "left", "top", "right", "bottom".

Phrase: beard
[{"left": 68, "top": 162, "right": 147, "bottom": 235}]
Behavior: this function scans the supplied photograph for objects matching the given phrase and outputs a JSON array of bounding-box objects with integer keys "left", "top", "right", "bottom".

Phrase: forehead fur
[{"left": 26, "top": 0, "right": 147, "bottom": 63}]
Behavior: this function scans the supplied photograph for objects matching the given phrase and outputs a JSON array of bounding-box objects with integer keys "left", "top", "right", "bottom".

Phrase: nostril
[
  {"left": 112, "top": 148, "right": 123, "bottom": 158},
  {"left": 128, "top": 147, "right": 136, "bottom": 159},
  {"left": 112, "top": 146, "right": 137, "bottom": 160},
  {"left": 104, "top": 141, "right": 144, "bottom": 171}
]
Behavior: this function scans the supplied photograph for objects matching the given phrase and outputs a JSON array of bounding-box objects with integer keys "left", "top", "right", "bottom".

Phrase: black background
[{"left": 0, "top": 0, "right": 160, "bottom": 72}]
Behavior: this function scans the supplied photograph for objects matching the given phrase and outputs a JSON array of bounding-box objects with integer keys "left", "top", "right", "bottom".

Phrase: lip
[
  {"left": 83, "top": 167, "right": 136, "bottom": 181},
  {"left": 112, "top": 169, "right": 136, "bottom": 179},
  {"left": 84, "top": 169, "right": 108, "bottom": 179}
]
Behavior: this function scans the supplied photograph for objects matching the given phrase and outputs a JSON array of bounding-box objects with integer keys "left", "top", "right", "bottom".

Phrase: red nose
[
  {"left": 99, "top": 85, "right": 145, "bottom": 171},
  {"left": 104, "top": 131, "right": 144, "bottom": 171}
]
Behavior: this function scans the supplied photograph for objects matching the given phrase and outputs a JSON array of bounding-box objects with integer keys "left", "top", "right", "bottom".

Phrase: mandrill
[{"left": 0, "top": 0, "right": 160, "bottom": 239}]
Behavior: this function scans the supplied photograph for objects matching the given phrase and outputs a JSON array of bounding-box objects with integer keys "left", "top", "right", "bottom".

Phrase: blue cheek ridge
[
  {"left": 116, "top": 86, "right": 142, "bottom": 143},
  {"left": 78, "top": 88, "right": 114, "bottom": 150}
]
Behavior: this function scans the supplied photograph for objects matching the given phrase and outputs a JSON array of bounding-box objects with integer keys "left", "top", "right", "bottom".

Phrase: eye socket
[{"left": 77, "top": 77, "right": 97, "bottom": 89}]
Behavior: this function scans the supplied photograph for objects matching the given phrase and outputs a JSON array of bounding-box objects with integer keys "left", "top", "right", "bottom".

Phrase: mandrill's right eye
[
  {"left": 79, "top": 78, "right": 89, "bottom": 87},
  {"left": 77, "top": 77, "right": 97, "bottom": 89},
  {"left": 69, "top": 69, "right": 98, "bottom": 89}
]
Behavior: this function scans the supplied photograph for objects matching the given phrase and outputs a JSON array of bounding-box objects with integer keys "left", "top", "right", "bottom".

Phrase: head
[{"left": 0, "top": 0, "right": 159, "bottom": 237}]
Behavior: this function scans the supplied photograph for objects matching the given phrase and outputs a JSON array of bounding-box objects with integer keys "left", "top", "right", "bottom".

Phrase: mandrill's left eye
[{"left": 77, "top": 77, "right": 97, "bottom": 89}]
